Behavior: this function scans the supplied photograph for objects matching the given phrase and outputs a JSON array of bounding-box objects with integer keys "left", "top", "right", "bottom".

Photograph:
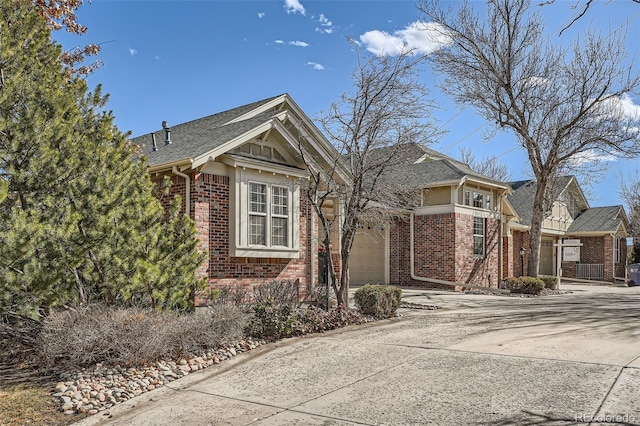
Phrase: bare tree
[
  {"left": 538, "top": 0, "right": 640, "bottom": 36},
  {"left": 421, "top": 0, "right": 640, "bottom": 277},
  {"left": 297, "top": 45, "right": 438, "bottom": 307},
  {"left": 459, "top": 147, "right": 511, "bottom": 182},
  {"left": 619, "top": 171, "right": 640, "bottom": 263}
]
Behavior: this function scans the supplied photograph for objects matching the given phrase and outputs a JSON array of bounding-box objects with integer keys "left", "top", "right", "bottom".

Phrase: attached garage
[{"left": 349, "top": 226, "right": 387, "bottom": 285}]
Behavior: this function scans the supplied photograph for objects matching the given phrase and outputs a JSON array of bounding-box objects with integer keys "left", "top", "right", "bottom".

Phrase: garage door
[{"left": 350, "top": 226, "right": 386, "bottom": 285}]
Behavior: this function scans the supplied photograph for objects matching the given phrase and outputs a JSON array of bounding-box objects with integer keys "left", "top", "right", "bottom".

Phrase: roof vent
[
  {"left": 162, "top": 121, "right": 171, "bottom": 145},
  {"left": 151, "top": 133, "right": 158, "bottom": 151}
]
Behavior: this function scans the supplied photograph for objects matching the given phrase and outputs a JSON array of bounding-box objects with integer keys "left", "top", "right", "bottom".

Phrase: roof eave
[
  {"left": 148, "top": 159, "right": 193, "bottom": 174},
  {"left": 190, "top": 120, "right": 275, "bottom": 169}
]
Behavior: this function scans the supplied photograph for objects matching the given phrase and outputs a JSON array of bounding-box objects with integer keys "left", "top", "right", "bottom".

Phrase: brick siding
[
  {"left": 511, "top": 230, "right": 531, "bottom": 277},
  {"left": 389, "top": 213, "right": 500, "bottom": 289},
  {"left": 158, "top": 171, "right": 314, "bottom": 306}
]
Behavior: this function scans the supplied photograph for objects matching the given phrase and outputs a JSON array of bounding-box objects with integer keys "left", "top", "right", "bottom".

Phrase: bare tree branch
[
  {"left": 296, "top": 44, "right": 440, "bottom": 306},
  {"left": 459, "top": 147, "right": 512, "bottom": 182},
  {"left": 421, "top": 0, "right": 640, "bottom": 277}
]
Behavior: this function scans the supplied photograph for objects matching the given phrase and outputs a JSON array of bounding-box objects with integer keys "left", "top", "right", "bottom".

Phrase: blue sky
[{"left": 53, "top": 0, "right": 640, "bottom": 208}]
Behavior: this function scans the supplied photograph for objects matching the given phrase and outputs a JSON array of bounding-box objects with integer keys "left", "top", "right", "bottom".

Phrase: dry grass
[
  {"left": 38, "top": 304, "right": 248, "bottom": 369},
  {"left": 0, "top": 344, "right": 79, "bottom": 426},
  {"left": 0, "top": 384, "right": 80, "bottom": 426}
]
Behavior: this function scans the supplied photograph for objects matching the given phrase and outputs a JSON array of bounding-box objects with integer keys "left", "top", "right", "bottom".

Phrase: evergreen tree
[{"left": 0, "top": 0, "right": 205, "bottom": 319}]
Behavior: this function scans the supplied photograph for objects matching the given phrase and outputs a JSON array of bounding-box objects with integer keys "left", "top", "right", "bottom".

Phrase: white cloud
[
  {"left": 284, "top": 0, "right": 305, "bottom": 15},
  {"left": 315, "top": 13, "right": 333, "bottom": 34},
  {"left": 274, "top": 40, "right": 309, "bottom": 47},
  {"left": 569, "top": 149, "right": 617, "bottom": 166},
  {"left": 258, "top": 12, "right": 265, "bottom": 19},
  {"left": 128, "top": 48, "right": 138, "bottom": 56},
  {"left": 306, "top": 62, "right": 325, "bottom": 70},
  {"left": 615, "top": 94, "right": 640, "bottom": 119},
  {"left": 360, "top": 21, "right": 451, "bottom": 57}
]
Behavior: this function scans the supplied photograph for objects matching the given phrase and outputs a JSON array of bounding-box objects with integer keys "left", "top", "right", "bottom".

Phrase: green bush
[
  {"left": 538, "top": 275, "right": 558, "bottom": 290},
  {"left": 353, "top": 284, "right": 402, "bottom": 318},
  {"left": 245, "top": 305, "right": 369, "bottom": 339},
  {"left": 246, "top": 303, "right": 295, "bottom": 339},
  {"left": 503, "top": 277, "right": 544, "bottom": 295}
]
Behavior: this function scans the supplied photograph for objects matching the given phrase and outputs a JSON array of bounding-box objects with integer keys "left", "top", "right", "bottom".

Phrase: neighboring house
[
  {"left": 505, "top": 177, "right": 630, "bottom": 282},
  {"left": 348, "top": 143, "right": 516, "bottom": 288},
  {"left": 133, "top": 94, "right": 629, "bottom": 305},
  {"left": 131, "top": 94, "right": 349, "bottom": 305}
]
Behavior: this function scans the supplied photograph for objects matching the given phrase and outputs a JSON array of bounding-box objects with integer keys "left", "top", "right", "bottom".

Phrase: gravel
[{"left": 50, "top": 339, "right": 265, "bottom": 415}]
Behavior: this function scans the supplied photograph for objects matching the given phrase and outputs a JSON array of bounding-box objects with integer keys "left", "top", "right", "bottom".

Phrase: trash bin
[{"left": 627, "top": 263, "right": 640, "bottom": 287}]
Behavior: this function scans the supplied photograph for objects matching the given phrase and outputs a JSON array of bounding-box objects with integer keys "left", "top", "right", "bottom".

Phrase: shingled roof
[
  {"left": 131, "top": 95, "right": 284, "bottom": 167},
  {"left": 375, "top": 143, "right": 508, "bottom": 188},
  {"left": 507, "top": 176, "right": 581, "bottom": 226},
  {"left": 567, "top": 206, "right": 627, "bottom": 234}
]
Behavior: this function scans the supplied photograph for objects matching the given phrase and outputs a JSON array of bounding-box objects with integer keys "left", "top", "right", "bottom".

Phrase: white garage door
[{"left": 350, "top": 226, "right": 386, "bottom": 285}]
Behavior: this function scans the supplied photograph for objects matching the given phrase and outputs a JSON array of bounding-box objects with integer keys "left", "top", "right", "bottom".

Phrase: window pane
[
  {"left": 272, "top": 186, "right": 288, "bottom": 216},
  {"left": 272, "top": 217, "right": 288, "bottom": 246},
  {"left": 249, "top": 183, "right": 266, "bottom": 213},
  {"left": 464, "top": 190, "right": 470, "bottom": 206},
  {"left": 473, "top": 236, "right": 484, "bottom": 255},
  {"left": 473, "top": 192, "right": 483, "bottom": 208},
  {"left": 249, "top": 215, "right": 265, "bottom": 245},
  {"left": 486, "top": 194, "right": 491, "bottom": 210},
  {"left": 473, "top": 217, "right": 484, "bottom": 256}
]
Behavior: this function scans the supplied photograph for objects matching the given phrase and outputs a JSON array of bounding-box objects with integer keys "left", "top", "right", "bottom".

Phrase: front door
[{"left": 540, "top": 239, "right": 555, "bottom": 275}]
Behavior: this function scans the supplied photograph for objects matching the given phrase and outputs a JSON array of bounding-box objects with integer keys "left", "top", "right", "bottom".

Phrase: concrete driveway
[{"left": 75, "top": 283, "right": 640, "bottom": 425}]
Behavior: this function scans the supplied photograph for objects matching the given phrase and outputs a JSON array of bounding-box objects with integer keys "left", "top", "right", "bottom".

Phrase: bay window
[
  {"left": 464, "top": 188, "right": 492, "bottom": 211},
  {"left": 271, "top": 186, "right": 289, "bottom": 247},
  {"left": 247, "top": 181, "right": 292, "bottom": 249}
]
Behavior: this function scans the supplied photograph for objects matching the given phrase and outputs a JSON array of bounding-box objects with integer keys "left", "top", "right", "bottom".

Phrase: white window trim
[
  {"left": 473, "top": 217, "right": 485, "bottom": 258},
  {"left": 270, "top": 184, "right": 290, "bottom": 248},
  {"left": 463, "top": 187, "right": 492, "bottom": 211},
  {"left": 230, "top": 167, "right": 300, "bottom": 259}
]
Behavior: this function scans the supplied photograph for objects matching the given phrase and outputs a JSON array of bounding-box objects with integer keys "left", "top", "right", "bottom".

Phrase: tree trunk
[{"left": 528, "top": 178, "right": 548, "bottom": 277}]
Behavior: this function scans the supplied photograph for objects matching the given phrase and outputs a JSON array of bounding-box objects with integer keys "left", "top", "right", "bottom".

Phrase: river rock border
[{"left": 51, "top": 339, "right": 266, "bottom": 415}]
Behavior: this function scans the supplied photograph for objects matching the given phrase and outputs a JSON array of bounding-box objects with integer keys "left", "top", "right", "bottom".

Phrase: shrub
[
  {"left": 253, "top": 280, "right": 301, "bottom": 308},
  {"left": 353, "top": 284, "right": 402, "bottom": 318},
  {"left": 504, "top": 277, "right": 544, "bottom": 295},
  {"left": 37, "top": 304, "right": 248, "bottom": 369},
  {"left": 304, "top": 285, "right": 329, "bottom": 310},
  {"left": 538, "top": 275, "right": 559, "bottom": 290},
  {"left": 211, "top": 285, "right": 250, "bottom": 306},
  {"left": 499, "top": 276, "right": 520, "bottom": 291},
  {"left": 245, "top": 305, "right": 370, "bottom": 339},
  {"left": 245, "top": 303, "right": 295, "bottom": 339}
]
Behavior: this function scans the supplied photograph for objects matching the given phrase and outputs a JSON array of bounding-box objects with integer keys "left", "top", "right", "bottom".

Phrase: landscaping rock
[{"left": 51, "top": 340, "right": 266, "bottom": 415}]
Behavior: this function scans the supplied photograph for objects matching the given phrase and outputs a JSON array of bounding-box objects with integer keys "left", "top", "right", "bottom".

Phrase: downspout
[
  {"left": 409, "top": 213, "right": 509, "bottom": 294},
  {"left": 172, "top": 166, "right": 191, "bottom": 218}
]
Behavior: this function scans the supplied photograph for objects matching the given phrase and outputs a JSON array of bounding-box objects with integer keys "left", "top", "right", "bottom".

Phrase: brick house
[
  {"left": 505, "top": 177, "right": 630, "bottom": 282},
  {"left": 132, "top": 94, "right": 351, "bottom": 304},
  {"left": 348, "top": 143, "right": 516, "bottom": 289},
  {"left": 133, "top": 94, "right": 630, "bottom": 302}
]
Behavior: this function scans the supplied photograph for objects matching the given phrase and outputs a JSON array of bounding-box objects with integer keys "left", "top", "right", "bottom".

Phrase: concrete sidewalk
[{"left": 75, "top": 284, "right": 640, "bottom": 425}]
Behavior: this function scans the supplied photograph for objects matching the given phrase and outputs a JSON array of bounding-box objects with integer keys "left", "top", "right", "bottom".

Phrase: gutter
[
  {"left": 409, "top": 213, "right": 509, "bottom": 294},
  {"left": 173, "top": 166, "right": 191, "bottom": 218}
]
